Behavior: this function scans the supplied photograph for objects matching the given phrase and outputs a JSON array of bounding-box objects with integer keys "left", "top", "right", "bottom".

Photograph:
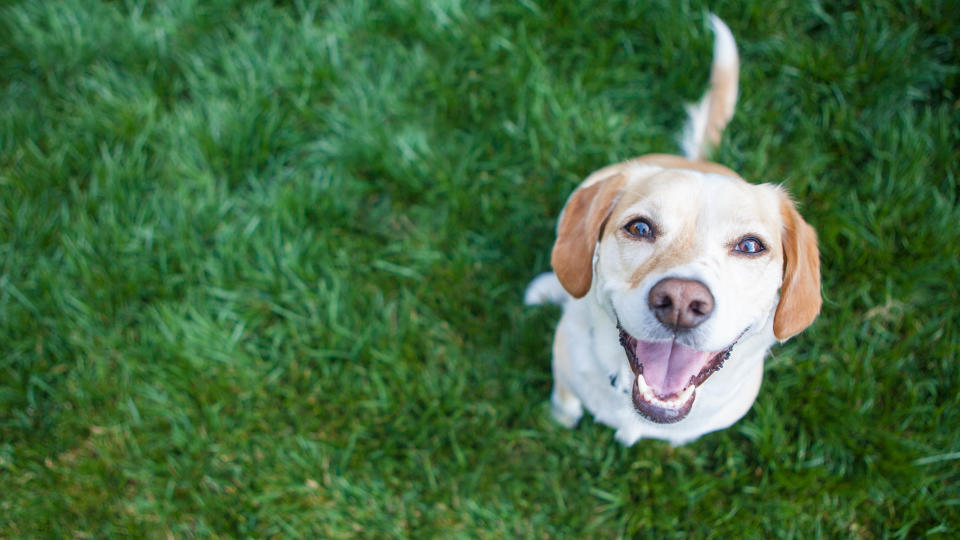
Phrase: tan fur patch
[
  {"left": 706, "top": 64, "right": 737, "bottom": 147},
  {"left": 624, "top": 222, "right": 699, "bottom": 289},
  {"left": 633, "top": 154, "right": 741, "bottom": 178},
  {"left": 551, "top": 174, "right": 626, "bottom": 298},
  {"left": 626, "top": 249, "right": 689, "bottom": 289},
  {"left": 773, "top": 195, "right": 822, "bottom": 339}
]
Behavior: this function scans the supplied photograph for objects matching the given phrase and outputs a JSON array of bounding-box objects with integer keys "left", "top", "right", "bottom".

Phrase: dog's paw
[
  {"left": 551, "top": 403, "right": 582, "bottom": 429},
  {"left": 614, "top": 427, "right": 642, "bottom": 447},
  {"left": 550, "top": 397, "right": 583, "bottom": 429}
]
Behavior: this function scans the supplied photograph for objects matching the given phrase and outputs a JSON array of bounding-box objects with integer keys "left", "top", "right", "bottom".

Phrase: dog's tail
[
  {"left": 680, "top": 14, "right": 739, "bottom": 161},
  {"left": 524, "top": 272, "right": 570, "bottom": 307}
]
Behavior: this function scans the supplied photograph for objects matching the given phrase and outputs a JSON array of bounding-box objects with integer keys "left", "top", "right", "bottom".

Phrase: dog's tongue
[{"left": 635, "top": 340, "right": 713, "bottom": 398}]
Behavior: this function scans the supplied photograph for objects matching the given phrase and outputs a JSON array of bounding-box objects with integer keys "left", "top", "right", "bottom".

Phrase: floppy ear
[
  {"left": 551, "top": 175, "right": 624, "bottom": 298},
  {"left": 773, "top": 194, "right": 822, "bottom": 340}
]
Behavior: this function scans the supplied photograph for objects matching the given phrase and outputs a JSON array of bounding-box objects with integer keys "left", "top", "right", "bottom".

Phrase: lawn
[{"left": 1, "top": 0, "right": 958, "bottom": 537}]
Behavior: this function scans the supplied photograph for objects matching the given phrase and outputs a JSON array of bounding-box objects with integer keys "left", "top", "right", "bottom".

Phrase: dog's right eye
[{"left": 624, "top": 218, "right": 655, "bottom": 239}]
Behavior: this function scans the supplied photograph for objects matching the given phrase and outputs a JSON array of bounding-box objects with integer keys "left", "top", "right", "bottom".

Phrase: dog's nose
[{"left": 648, "top": 278, "right": 715, "bottom": 329}]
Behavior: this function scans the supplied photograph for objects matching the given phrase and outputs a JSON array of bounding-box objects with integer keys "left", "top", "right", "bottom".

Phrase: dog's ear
[
  {"left": 773, "top": 194, "right": 822, "bottom": 340},
  {"left": 551, "top": 174, "right": 624, "bottom": 298}
]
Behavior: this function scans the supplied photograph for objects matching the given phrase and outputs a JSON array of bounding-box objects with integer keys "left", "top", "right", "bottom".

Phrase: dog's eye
[
  {"left": 624, "top": 218, "right": 655, "bottom": 239},
  {"left": 734, "top": 236, "right": 765, "bottom": 254}
]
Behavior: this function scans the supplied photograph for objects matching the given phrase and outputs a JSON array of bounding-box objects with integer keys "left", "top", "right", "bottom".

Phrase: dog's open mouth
[{"left": 617, "top": 323, "right": 738, "bottom": 424}]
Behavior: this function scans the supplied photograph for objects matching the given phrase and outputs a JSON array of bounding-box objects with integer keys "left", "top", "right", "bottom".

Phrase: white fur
[
  {"left": 524, "top": 272, "right": 568, "bottom": 306},
  {"left": 680, "top": 95, "right": 711, "bottom": 160}
]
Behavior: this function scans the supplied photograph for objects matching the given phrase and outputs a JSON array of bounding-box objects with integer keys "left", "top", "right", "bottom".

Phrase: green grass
[{"left": 1, "top": 0, "right": 958, "bottom": 536}]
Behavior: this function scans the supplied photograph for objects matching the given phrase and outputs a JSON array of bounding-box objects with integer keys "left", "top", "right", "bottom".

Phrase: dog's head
[{"left": 551, "top": 159, "right": 820, "bottom": 423}]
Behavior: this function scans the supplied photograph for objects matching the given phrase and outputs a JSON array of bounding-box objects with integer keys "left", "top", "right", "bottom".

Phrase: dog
[{"left": 524, "top": 15, "right": 821, "bottom": 446}]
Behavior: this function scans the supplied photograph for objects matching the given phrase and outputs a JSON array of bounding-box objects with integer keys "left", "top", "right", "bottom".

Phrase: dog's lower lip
[{"left": 632, "top": 377, "right": 696, "bottom": 424}]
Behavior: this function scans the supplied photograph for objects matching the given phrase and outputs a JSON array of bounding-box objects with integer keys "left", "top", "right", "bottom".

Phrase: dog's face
[{"left": 551, "top": 160, "right": 820, "bottom": 424}]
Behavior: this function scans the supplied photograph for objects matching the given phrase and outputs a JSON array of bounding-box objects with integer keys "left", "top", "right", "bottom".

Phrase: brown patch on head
[
  {"left": 773, "top": 194, "right": 822, "bottom": 340},
  {"left": 633, "top": 154, "right": 741, "bottom": 178},
  {"left": 626, "top": 237, "right": 698, "bottom": 289},
  {"left": 551, "top": 174, "right": 626, "bottom": 298},
  {"left": 602, "top": 169, "right": 701, "bottom": 290}
]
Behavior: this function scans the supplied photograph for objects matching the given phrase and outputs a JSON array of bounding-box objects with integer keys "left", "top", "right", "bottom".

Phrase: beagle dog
[{"left": 525, "top": 16, "right": 821, "bottom": 446}]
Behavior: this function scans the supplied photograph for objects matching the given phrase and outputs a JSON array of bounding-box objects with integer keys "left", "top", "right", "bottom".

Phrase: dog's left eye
[
  {"left": 624, "top": 218, "right": 655, "bottom": 239},
  {"left": 734, "top": 236, "right": 765, "bottom": 254}
]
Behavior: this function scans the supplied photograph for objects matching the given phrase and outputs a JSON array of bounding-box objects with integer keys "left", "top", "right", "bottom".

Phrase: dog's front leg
[{"left": 550, "top": 322, "right": 584, "bottom": 428}]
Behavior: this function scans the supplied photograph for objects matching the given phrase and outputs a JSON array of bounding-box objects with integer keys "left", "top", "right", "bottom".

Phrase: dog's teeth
[{"left": 636, "top": 375, "right": 695, "bottom": 410}]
